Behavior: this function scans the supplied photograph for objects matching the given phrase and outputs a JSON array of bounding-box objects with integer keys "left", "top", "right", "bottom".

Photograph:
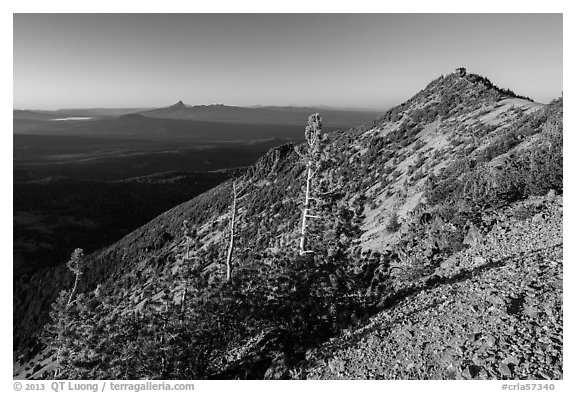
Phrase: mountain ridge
[
  {"left": 138, "top": 103, "right": 384, "bottom": 126},
  {"left": 13, "top": 69, "right": 562, "bottom": 380}
]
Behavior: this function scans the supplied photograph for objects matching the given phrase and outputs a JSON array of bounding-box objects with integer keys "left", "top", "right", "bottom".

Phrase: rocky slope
[{"left": 304, "top": 193, "right": 562, "bottom": 379}]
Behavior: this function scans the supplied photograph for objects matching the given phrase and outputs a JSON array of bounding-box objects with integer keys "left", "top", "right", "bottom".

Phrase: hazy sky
[{"left": 13, "top": 14, "right": 562, "bottom": 110}]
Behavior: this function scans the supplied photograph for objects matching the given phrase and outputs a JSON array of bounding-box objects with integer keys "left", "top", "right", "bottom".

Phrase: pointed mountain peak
[{"left": 170, "top": 101, "right": 187, "bottom": 109}]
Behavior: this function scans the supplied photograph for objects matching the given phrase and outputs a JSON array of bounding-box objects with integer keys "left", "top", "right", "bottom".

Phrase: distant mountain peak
[{"left": 170, "top": 101, "right": 186, "bottom": 109}]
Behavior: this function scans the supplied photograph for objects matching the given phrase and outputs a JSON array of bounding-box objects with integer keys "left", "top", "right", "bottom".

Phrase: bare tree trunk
[
  {"left": 160, "top": 300, "right": 169, "bottom": 377},
  {"left": 54, "top": 333, "right": 63, "bottom": 378},
  {"left": 180, "top": 283, "right": 187, "bottom": 318},
  {"left": 226, "top": 182, "right": 238, "bottom": 281},
  {"left": 299, "top": 165, "right": 320, "bottom": 255},
  {"left": 67, "top": 274, "right": 80, "bottom": 306},
  {"left": 182, "top": 220, "right": 192, "bottom": 260},
  {"left": 299, "top": 166, "right": 312, "bottom": 255}
]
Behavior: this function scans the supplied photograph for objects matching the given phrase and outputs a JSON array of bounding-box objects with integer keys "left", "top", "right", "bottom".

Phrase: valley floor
[{"left": 304, "top": 195, "right": 562, "bottom": 380}]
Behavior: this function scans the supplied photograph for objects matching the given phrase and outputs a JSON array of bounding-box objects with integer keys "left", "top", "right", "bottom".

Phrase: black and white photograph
[{"left": 9, "top": 6, "right": 567, "bottom": 387}]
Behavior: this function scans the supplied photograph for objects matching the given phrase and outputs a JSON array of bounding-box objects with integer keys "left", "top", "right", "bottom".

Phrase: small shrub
[
  {"left": 386, "top": 213, "right": 401, "bottom": 233},
  {"left": 512, "top": 204, "right": 538, "bottom": 221}
]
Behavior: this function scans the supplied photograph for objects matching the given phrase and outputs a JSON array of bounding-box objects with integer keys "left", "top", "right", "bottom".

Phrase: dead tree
[
  {"left": 182, "top": 220, "right": 194, "bottom": 259},
  {"left": 225, "top": 180, "right": 245, "bottom": 281},
  {"left": 298, "top": 113, "right": 325, "bottom": 255}
]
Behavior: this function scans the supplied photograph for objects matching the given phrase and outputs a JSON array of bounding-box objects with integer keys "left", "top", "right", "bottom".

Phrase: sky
[{"left": 13, "top": 13, "right": 563, "bottom": 110}]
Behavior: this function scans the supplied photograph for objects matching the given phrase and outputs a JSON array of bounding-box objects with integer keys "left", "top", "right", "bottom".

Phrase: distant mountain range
[
  {"left": 13, "top": 103, "right": 382, "bottom": 142},
  {"left": 13, "top": 108, "right": 147, "bottom": 120},
  {"left": 14, "top": 103, "right": 383, "bottom": 128},
  {"left": 138, "top": 102, "right": 383, "bottom": 126},
  {"left": 13, "top": 112, "right": 337, "bottom": 142}
]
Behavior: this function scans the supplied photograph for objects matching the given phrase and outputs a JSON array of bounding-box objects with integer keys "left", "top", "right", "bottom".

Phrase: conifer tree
[
  {"left": 49, "top": 248, "right": 86, "bottom": 378},
  {"left": 66, "top": 248, "right": 85, "bottom": 306},
  {"left": 43, "top": 291, "right": 71, "bottom": 378}
]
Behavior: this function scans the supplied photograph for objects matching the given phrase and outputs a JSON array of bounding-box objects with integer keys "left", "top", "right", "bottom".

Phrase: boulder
[
  {"left": 463, "top": 223, "right": 483, "bottom": 247},
  {"left": 327, "top": 357, "right": 346, "bottom": 374},
  {"left": 499, "top": 362, "right": 512, "bottom": 377},
  {"left": 473, "top": 256, "right": 487, "bottom": 266},
  {"left": 485, "top": 334, "right": 496, "bottom": 347},
  {"left": 462, "top": 364, "right": 481, "bottom": 379},
  {"left": 264, "top": 354, "right": 290, "bottom": 380}
]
